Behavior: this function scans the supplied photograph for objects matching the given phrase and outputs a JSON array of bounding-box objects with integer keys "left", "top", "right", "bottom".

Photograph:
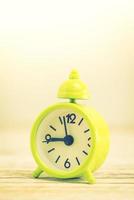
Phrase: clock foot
[
  {"left": 32, "top": 167, "right": 43, "bottom": 178},
  {"left": 83, "top": 170, "right": 96, "bottom": 184}
]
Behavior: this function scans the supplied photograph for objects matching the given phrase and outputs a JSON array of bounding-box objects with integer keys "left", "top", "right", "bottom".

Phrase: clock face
[{"left": 36, "top": 107, "right": 92, "bottom": 172}]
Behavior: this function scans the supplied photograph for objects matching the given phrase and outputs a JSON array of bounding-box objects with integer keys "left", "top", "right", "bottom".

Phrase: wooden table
[{"left": 0, "top": 129, "right": 134, "bottom": 200}]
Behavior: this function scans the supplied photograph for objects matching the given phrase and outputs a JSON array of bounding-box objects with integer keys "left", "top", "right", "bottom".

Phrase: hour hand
[{"left": 42, "top": 134, "right": 64, "bottom": 144}]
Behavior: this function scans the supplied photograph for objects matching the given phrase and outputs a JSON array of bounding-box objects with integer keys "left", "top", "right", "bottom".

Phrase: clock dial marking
[
  {"left": 78, "top": 118, "right": 83, "bottom": 126},
  {"left": 76, "top": 157, "right": 80, "bottom": 165},
  {"left": 59, "top": 113, "right": 76, "bottom": 125},
  {"left": 48, "top": 148, "right": 55, "bottom": 153},
  {"left": 66, "top": 113, "right": 76, "bottom": 124},
  {"left": 59, "top": 116, "right": 63, "bottom": 124},
  {"left": 64, "top": 158, "right": 71, "bottom": 169},
  {"left": 84, "top": 129, "right": 90, "bottom": 133},
  {"left": 49, "top": 125, "right": 56, "bottom": 131},
  {"left": 88, "top": 137, "right": 91, "bottom": 141},
  {"left": 83, "top": 150, "right": 88, "bottom": 155},
  {"left": 87, "top": 143, "right": 91, "bottom": 147},
  {"left": 55, "top": 155, "right": 61, "bottom": 163},
  {"left": 42, "top": 134, "right": 51, "bottom": 143}
]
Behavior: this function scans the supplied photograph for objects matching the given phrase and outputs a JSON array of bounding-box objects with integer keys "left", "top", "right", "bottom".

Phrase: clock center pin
[{"left": 64, "top": 135, "right": 74, "bottom": 146}]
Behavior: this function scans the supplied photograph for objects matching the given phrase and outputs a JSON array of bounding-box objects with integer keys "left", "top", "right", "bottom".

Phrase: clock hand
[
  {"left": 48, "top": 137, "right": 65, "bottom": 142},
  {"left": 62, "top": 117, "right": 74, "bottom": 145},
  {"left": 42, "top": 134, "right": 74, "bottom": 146},
  {"left": 42, "top": 134, "right": 65, "bottom": 144},
  {"left": 63, "top": 116, "right": 68, "bottom": 136}
]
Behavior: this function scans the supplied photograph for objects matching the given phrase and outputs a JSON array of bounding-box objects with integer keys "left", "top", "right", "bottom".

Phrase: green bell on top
[{"left": 57, "top": 69, "right": 90, "bottom": 100}]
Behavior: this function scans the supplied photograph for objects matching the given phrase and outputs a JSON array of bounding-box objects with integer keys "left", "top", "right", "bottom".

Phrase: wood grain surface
[{"left": 0, "top": 129, "right": 134, "bottom": 200}]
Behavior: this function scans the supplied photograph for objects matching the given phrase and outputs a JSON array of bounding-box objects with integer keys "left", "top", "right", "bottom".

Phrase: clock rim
[{"left": 31, "top": 102, "right": 97, "bottom": 178}]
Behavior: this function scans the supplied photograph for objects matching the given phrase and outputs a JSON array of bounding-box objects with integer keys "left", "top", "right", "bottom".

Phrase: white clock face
[{"left": 36, "top": 108, "right": 92, "bottom": 172}]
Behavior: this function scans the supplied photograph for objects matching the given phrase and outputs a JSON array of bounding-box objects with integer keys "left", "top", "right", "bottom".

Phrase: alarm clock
[{"left": 31, "top": 69, "right": 109, "bottom": 184}]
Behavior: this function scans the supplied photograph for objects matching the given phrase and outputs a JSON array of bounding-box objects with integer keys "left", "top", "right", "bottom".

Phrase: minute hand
[{"left": 63, "top": 116, "right": 68, "bottom": 136}]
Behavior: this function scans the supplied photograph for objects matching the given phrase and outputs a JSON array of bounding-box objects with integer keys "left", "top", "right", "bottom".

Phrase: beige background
[
  {"left": 0, "top": 1, "right": 134, "bottom": 200},
  {"left": 0, "top": 0, "right": 134, "bottom": 131}
]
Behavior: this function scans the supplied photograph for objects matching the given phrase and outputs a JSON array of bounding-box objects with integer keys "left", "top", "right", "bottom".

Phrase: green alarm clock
[{"left": 31, "top": 69, "right": 109, "bottom": 184}]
